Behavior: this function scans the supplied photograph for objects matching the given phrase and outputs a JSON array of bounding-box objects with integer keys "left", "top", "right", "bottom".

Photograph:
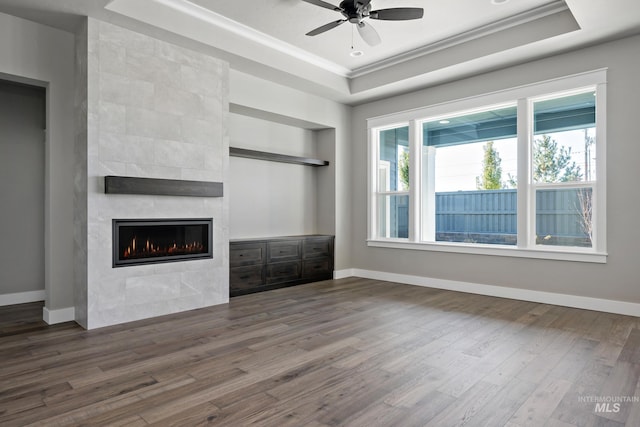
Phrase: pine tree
[
  {"left": 399, "top": 149, "right": 410, "bottom": 190},
  {"left": 533, "top": 135, "right": 583, "bottom": 183},
  {"left": 476, "top": 141, "right": 503, "bottom": 190}
]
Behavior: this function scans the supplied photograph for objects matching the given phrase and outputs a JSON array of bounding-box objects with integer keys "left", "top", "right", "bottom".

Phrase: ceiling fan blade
[
  {"left": 300, "top": 0, "right": 341, "bottom": 12},
  {"left": 357, "top": 21, "right": 381, "bottom": 46},
  {"left": 306, "top": 19, "right": 347, "bottom": 36},
  {"left": 370, "top": 8, "right": 424, "bottom": 21}
]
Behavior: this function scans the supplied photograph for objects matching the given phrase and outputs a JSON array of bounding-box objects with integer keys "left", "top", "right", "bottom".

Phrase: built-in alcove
[
  {"left": 228, "top": 106, "right": 337, "bottom": 294},
  {"left": 228, "top": 111, "right": 330, "bottom": 239}
]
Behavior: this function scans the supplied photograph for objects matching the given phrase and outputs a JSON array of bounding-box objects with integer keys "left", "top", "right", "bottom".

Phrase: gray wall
[
  {"left": 0, "top": 12, "right": 75, "bottom": 312},
  {"left": 350, "top": 34, "right": 640, "bottom": 303},
  {"left": 229, "top": 114, "right": 318, "bottom": 239},
  {"left": 0, "top": 81, "right": 45, "bottom": 295}
]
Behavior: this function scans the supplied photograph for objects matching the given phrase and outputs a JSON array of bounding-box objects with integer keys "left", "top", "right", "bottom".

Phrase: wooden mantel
[{"left": 104, "top": 176, "right": 223, "bottom": 197}]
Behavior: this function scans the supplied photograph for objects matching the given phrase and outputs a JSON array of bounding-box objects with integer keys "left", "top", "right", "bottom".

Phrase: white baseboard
[
  {"left": 347, "top": 268, "right": 640, "bottom": 317},
  {"left": 43, "top": 306, "right": 75, "bottom": 325},
  {"left": 333, "top": 269, "right": 355, "bottom": 280},
  {"left": 0, "top": 290, "right": 46, "bottom": 307}
]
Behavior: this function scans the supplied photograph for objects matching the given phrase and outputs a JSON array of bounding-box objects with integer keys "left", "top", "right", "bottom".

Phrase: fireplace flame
[{"left": 122, "top": 235, "right": 205, "bottom": 259}]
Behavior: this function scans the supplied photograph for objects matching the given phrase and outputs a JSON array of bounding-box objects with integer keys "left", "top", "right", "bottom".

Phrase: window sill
[{"left": 367, "top": 239, "right": 607, "bottom": 263}]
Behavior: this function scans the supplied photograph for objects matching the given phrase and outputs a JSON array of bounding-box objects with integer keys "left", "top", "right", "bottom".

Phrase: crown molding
[
  {"left": 154, "top": 0, "right": 351, "bottom": 76},
  {"left": 107, "top": 0, "right": 351, "bottom": 76},
  {"left": 350, "top": 0, "right": 572, "bottom": 78}
]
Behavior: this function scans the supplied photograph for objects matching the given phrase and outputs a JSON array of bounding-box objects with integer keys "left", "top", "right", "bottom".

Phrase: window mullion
[
  {"left": 516, "top": 97, "right": 532, "bottom": 249},
  {"left": 408, "top": 120, "right": 420, "bottom": 242}
]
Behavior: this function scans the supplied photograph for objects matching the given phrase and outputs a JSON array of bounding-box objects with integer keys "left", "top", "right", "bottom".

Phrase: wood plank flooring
[{"left": 1, "top": 278, "right": 640, "bottom": 426}]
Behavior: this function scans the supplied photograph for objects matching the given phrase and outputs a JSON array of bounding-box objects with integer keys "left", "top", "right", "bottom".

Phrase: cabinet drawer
[
  {"left": 230, "top": 243, "right": 266, "bottom": 267},
  {"left": 303, "top": 238, "right": 332, "bottom": 259},
  {"left": 268, "top": 240, "right": 301, "bottom": 262},
  {"left": 230, "top": 265, "right": 265, "bottom": 290},
  {"left": 302, "top": 258, "right": 332, "bottom": 278},
  {"left": 266, "top": 261, "right": 301, "bottom": 284}
]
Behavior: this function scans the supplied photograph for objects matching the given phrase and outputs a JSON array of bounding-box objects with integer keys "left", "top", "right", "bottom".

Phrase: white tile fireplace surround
[{"left": 74, "top": 19, "right": 229, "bottom": 329}]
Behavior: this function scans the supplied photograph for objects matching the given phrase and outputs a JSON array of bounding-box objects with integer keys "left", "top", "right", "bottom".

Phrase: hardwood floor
[
  {"left": 0, "top": 301, "right": 47, "bottom": 337},
  {"left": 1, "top": 278, "right": 639, "bottom": 426}
]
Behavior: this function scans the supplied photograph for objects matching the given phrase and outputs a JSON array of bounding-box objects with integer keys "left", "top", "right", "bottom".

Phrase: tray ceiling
[{"left": 0, "top": 0, "right": 639, "bottom": 104}]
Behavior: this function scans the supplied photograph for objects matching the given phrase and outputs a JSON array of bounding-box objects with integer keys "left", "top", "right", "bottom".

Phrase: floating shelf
[
  {"left": 105, "top": 176, "right": 223, "bottom": 197},
  {"left": 229, "top": 147, "right": 329, "bottom": 167}
]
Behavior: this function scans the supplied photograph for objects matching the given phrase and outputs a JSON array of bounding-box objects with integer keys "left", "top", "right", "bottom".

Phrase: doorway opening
[{"left": 0, "top": 80, "right": 46, "bottom": 307}]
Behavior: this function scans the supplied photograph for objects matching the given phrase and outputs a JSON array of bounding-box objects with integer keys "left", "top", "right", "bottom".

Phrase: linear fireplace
[{"left": 113, "top": 218, "right": 213, "bottom": 267}]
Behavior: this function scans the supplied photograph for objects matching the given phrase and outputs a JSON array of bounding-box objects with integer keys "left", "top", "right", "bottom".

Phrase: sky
[{"left": 432, "top": 128, "right": 596, "bottom": 192}]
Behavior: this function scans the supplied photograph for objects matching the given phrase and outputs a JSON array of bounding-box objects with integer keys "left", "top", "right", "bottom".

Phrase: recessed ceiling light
[
  {"left": 439, "top": 120, "right": 451, "bottom": 124},
  {"left": 491, "top": 0, "right": 510, "bottom": 4},
  {"left": 350, "top": 50, "right": 364, "bottom": 57}
]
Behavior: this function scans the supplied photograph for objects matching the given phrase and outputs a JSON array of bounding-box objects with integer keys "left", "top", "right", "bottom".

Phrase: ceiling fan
[{"left": 302, "top": 0, "right": 424, "bottom": 46}]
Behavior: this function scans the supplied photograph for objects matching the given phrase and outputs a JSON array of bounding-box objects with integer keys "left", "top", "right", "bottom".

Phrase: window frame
[
  {"left": 370, "top": 123, "right": 412, "bottom": 241},
  {"left": 367, "top": 69, "right": 607, "bottom": 263}
]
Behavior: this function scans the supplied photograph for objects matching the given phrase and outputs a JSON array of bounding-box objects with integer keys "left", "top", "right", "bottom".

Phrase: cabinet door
[
  {"left": 230, "top": 242, "right": 266, "bottom": 267},
  {"left": 302, "top": 237, "right": 333, "bottom": 259},
  {"left": 230, "top": 265, "right": 265, "bottom": 290},
  {"left": 302, "top": 258, "right": 332, "bottom": 278},
  {"left": 266, "top": 261, "right": 301, "bottom": 284},
  {"left": 268, "top": 240, "right": 301, "bottom": 262}
]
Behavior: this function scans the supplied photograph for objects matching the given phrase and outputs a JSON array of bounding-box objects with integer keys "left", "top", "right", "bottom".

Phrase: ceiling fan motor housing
[{"left": 339, "top": 0, "right": 372, "bottom": 23}]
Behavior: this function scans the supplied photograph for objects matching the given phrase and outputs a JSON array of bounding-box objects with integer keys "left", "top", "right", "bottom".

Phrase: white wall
[
  {"left": 0, "top": 12, "right": 75, "bottom": 316},
  {"left": 0, "top": 81, "right": 45, "bottom": 297},
  {"left": 229, "top": 114, "right": 318, "bottom": 238},
  {"left": 350, "top": 34, "right": 640, "bottom": 304}
]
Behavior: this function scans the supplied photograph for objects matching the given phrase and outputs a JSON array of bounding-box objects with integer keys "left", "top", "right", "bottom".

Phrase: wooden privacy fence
[{"left": 435, "top": 188, "right": 591, "bottom": 246}]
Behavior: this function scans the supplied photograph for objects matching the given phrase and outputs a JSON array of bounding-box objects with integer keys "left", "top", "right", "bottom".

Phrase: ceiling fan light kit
[{"left": 302, "top": 0, "right": 424, "bottom": 47}]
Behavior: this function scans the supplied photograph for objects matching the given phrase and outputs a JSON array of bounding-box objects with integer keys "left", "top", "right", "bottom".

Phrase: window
[
  {"left": 531, "top": 91, "right": 596, "bottom": 248},
  {"left": 375, "top": 126, "right": 409, "bottom": 239},
  {"left": 368, "top": 70, "right": 606, "bottom": 262},
  {"left": 421, "top": 105, "right": 518, "bottom": 245}
]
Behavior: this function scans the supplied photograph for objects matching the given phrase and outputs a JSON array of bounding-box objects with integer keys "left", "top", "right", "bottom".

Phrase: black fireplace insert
[{"left": 113, "top": 218, "right": 212, "bottom": 267}]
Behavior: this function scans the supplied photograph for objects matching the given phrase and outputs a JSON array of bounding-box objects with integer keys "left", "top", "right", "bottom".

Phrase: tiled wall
[{"left": 75, "top": 19, "right": 229, "bottom": 329}]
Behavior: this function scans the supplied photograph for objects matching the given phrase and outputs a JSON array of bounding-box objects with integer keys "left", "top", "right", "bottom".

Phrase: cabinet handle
[{"left": 239, "top": 275, "right": 249, "bottom": 279}]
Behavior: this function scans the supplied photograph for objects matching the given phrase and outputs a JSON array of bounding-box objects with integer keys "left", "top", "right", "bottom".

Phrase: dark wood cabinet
[
  {"left": 266, "top": 261, "right": 301, "bottom": 284},
  {"left": 229, "top": 265, "right": 264, "bottom": 291},
  {"left": 230, "top": 235, "right": 334, "bottom": 297},
  {"left": 229, "top": 242, "right": 266, "bottom": 266},
  {"left": 267, "top": 240, "right": 301, "bottom": 262}
]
